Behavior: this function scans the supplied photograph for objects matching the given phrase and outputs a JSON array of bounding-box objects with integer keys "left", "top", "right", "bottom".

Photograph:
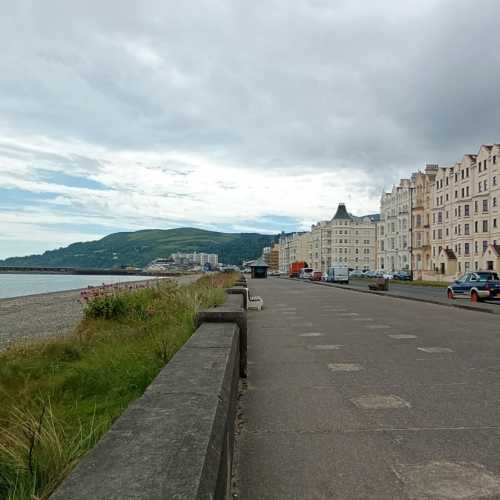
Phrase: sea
[{"left": 0, "top": 274, "right": 155, "bottom": 300}]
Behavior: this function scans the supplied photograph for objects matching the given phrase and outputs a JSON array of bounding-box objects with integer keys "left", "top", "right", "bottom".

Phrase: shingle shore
[{"left": 0, "top": 275, "right": 200, "bottom": 350}]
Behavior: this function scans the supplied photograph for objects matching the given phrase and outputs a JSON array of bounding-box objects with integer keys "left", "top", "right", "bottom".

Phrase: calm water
[{"left": 0, "top": 274, "right": 155, "bottom": 299}]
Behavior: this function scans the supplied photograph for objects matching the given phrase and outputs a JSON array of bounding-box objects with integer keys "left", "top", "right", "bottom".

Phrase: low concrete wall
[{"left": 51, "top": 305, "right": 243, "bottom": 499}]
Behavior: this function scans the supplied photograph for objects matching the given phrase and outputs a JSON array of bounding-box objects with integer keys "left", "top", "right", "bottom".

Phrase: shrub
[{"left": 0, "top": 272, "right": 237, "bottom": 499}]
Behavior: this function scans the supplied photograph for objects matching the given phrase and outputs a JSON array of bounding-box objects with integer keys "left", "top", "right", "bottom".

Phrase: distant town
[{"left": 274, "top": 142, "right": 500, "bottom": 282}]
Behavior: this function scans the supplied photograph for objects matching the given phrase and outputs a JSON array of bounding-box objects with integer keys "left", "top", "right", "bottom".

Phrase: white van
[
  {"left": 299, "top": 267, "right": 314, "bottom": 279},
  {"left": 327, "top": 265, "right": 349, "bottom": 284}
]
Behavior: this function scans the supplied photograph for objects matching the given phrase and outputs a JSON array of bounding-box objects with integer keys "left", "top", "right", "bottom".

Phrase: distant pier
[{"left": 0, "top": 266, "right": 176, "bottom": 277}]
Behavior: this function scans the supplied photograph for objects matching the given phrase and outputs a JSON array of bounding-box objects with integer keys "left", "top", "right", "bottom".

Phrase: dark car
[
  {"left": 393, "top": 271, "right": 411, "bottom": 280},
  {"left": 448, "top": 271, "right": 500, "bottom": 302}
]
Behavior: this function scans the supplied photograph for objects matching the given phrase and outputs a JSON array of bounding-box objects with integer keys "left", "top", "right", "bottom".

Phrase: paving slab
[{"left": 235, "top": 277, "right": 500, "bottom": 499}]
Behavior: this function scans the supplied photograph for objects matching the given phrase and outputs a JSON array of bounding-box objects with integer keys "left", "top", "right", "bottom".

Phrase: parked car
[
  {"left": 393, "top": 271, "right": 411, "bottom": 280},
  {"left": 364, "top": 271, "right": 377, "bottom": 278},
  {"left": 299, "top": 267, "right": 314, "bottom": 279},
  {"left": 326, "top": 265, "right": 349, "bottom": 284},
  {"left": 268, "top": 270, "right": 280, "bottom": 276},
  {"left": 447, "top": 271, "right": 500, "bottom": 302},
  {"left": 311, "top": 271, "right": 323, "bottom": 281},
  {"left": 349, "top": 270, "right": 364, "bottom": 278}
]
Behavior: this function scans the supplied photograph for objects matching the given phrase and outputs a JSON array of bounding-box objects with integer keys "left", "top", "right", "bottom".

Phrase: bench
[{"left": 368, "top": 277, "right": 389, "bottom": 291}]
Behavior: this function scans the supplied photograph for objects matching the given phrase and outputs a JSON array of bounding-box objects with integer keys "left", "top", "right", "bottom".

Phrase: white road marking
[
  {"left": 299, "top": 333, "right": 324, "bottom": 337},
  {"left": 328, "top": 363, "right": 363, "bottom": 372},
  {"left": 388, "top": 334, "right": 417, "bottom": 339},
  {"left": 392, "top": 461, "right": 500, "bottom": 499},
  {"left": 417, "top": 347, "right": 454, "bottom": 353},
  {"left": 307, "top": 344, "right": 343, "bottom": 350},
  {"left": 351, "top": 394, "right": 411, "bottom": 409}
]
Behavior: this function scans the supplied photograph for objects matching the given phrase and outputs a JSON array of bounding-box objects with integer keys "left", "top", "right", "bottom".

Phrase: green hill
[{"left": 0, "top": 228, "right": 277, "bottom": 268}]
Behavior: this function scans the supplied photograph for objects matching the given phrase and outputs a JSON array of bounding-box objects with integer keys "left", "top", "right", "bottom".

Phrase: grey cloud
[{"left": 0, "top": 0, "right": 499, "bottom": 184}]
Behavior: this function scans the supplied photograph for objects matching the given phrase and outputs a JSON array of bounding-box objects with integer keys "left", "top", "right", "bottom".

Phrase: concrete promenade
[{"left": 235, "top": 277, "right": 500, "bottom": 499}]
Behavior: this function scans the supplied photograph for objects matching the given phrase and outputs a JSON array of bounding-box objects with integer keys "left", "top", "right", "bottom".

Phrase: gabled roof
[
  {"left": 332, "top": 203, "right": 353, "bottom": 220},
  {"left": 251, "top": 257, "right": 268, "bottom": 268}
]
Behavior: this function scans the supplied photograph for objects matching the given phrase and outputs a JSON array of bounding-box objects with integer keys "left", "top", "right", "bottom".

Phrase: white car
[{"left": 299, "top": 267, "right": 314, "bottom": 279}]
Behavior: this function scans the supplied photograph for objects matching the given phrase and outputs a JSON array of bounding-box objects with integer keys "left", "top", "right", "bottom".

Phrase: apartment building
[
  {"left": 379, "top": 179, "right": 413, "bottom": 272},
  {"left": 261, "top": 244, "right": 280, "bottom": 271},
  {"left": 170, "top": 252, "right": 218, "bottom": 267},
  {"left": 378, "top": 165, "right": 438, "bottom": 275},
  {"left": 311, "top": 204, "right": 378, "bottom": 273},
  {"left": 278, "top": 232, "right": 312, "bottom": 273},
  {"left": 430, "top": 144, "right": 500, "bottom": 277},
  {"left": 412, "top": 166, "right": 438, "bottom": 278}
]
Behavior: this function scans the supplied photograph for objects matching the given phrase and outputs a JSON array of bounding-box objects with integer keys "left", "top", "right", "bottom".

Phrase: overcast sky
[{"left": 1, "top": 0, "right": 499, "bottom": 259}]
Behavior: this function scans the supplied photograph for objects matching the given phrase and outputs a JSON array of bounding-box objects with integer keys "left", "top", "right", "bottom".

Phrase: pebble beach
[{"left": 0, "top": 275, "right": 201, "bottom": 351}]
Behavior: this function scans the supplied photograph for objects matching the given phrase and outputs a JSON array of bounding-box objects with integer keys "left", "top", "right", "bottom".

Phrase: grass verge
[
  {"left": 0, "top": 273, "right": 237, "bottom": 499},
  {"left": 351, "top": 278, "right": 449, "bottom": 288}
]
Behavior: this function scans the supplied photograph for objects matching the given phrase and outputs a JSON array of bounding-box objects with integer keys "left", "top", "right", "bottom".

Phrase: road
[
  {"left": 235, "top": 277, "right": 500, "bottom": 499},
  {"left": 314, "top": 277, "right": 500, "bottom": 313}
]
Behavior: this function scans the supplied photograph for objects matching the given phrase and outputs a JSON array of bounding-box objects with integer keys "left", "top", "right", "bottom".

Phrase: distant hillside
[{"left": 0, "top": 228, "right": 277, "bottom": 268}]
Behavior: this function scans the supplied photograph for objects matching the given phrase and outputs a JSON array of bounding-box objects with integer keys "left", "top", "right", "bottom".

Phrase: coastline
[{"left": 0, "top": 275, "right": 201, "bottom": 351}]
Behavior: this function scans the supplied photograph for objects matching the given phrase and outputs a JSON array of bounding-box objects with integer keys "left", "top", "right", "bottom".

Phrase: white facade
[
  {"left": 171, "top": 252, "right": 218, "bottom": 266},
  {"left": 379, "top": 179, "right": 412, "bottom": 272},
  {"left": 310, "top": 204, "right": 378, "bottom": 273},
  {"left": 278, "top": 232, "right": 312, "bottom": 273}
]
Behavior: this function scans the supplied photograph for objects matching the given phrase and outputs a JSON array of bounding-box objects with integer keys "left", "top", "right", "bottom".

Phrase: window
[
  {"left": 484, "top": 180, "right": 487, "bottom": 190},
  {"left": 475, "top": 201, "right": 479, "bottom": 212},
  {"left": 455, "top": 190, "right": 458, "bottom": 198},
  {"left": 446, "top": 177, "right": 449, "bottom": 186},
  {"left": 475, "top": 221, "right": 479, "bottom": 232},
  {"left": 465, "top": 224, "right": 470, "bottom": 235},
  {"left": 475, "top": 242, "right": 478, "bottom": 254},
  {"left": 479, "top": 182, "right": 482, "bottom": 193},
  {"left": 494, "top": 156, "right": 497, "bottom": 164},
  {"left": 461, "top": 170, "right": 464, "bottom": 180},
  {"left": 466, "top": 186, "right": 470, "bottom": 196},
  {"left": 483, "top": 240, "right": 488, "bottom": 252},
  {"left": 446, "top": 193, "right": 449, "bottom": 201},
  {"left": 438, "top": 212, "right": 442, "bottom": 223},
  {"left": 461, "top": 188, "right": 465, "bottom": 197},
  {"left": 464, "top": 204, "right": 470, "bottom": 216},
  {"left": 483, "top": 220, "right": 489, "bottom": 232},
  {"left": 483, "top": 199, "right": 488, "bottom": 212},
  {"left": 494, "top": 198, "right": 497, "bottom": 207},
  {"left": 465, "top": 243, "right": 470, "bottom": 255},
  {"left": 494, "top": 219, "right": 498, "bottom": 229},
  {"left": 466, "top": 167, "right": 469, "bottom": 177},
  {"left": 438, "top": 229, "right": 442, "bottom": 239},
  {"left": 494, "top": 176, "right": 497, "bottom": 186},
  {"left": 458, "top": 206, "right": 461, "bottom": 217}
]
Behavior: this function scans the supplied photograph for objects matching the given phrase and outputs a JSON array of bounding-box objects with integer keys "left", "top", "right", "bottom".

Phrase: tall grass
[{"left": 0, "top": 273, "right": 237, "bottom": 499}]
